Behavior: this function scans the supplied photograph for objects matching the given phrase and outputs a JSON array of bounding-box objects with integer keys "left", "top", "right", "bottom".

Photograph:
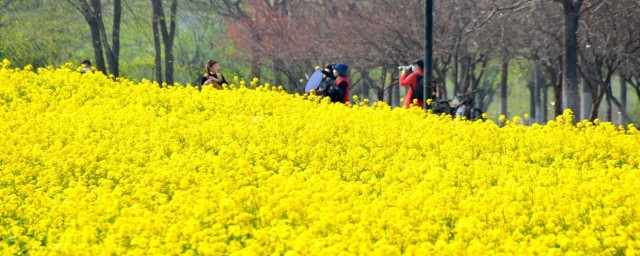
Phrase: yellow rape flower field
[{"left": 1, "top": 59, "right": 640, "bottom": 255}]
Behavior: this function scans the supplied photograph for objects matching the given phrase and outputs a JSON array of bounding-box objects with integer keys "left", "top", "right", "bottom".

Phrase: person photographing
[
  {"left": 399, "top": 59, "right": 425, "bottom": 109},
  {"left": 314, "top": 64, "right": 336, "bottom": 97}
]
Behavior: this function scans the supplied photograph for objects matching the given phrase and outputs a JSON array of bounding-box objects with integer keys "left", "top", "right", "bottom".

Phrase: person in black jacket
[{"left": 315, "top": 64, "right": 336, "bottom": 97}]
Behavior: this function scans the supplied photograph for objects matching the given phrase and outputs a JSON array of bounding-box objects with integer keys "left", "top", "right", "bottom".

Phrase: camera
[{"left": 397, "top": 65, "right": 412, "bottom": 70}]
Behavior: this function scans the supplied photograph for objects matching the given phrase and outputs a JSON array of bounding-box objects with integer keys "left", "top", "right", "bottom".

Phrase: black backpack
[
  {"left": 412, "top": 75, "right": 437, "bottom": 101},
  {"left": 412, "top": 75, "right": 425, "bottom": 101}
]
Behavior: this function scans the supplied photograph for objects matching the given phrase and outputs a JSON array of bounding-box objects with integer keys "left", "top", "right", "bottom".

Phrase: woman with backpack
[{"left": 399, "top": 59, "right": 425, "bottom": 109}]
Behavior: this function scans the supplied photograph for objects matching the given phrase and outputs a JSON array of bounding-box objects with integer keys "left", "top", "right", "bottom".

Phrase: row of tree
[
  {"left": 64, "top": 0, "right": 179, "bottom": 85},
  {"left": 1, "top": 0, "right": 639, "bottom": 123},
  {"left": 200, "top": 0, "right": 640, "bottom": 123},
  {"left": 0, "top": 0, "right": 244, "bottom": 86}
]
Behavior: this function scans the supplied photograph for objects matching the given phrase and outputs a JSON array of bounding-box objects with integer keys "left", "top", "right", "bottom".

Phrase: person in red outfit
[
  {"left": 329, "top": 63, "right": 351, "bottom": 104},
  {"left": 399, "top": 59, "right": 425, "bottom": 109}
]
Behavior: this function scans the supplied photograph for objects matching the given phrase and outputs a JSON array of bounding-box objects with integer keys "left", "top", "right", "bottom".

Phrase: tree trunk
[
  {"left": 459, "top": 56, "right": 470, "bottom": 95},
  {"left": 528, "top": 83, "right": 535, "bottom": 122},
  {"left": 500, "top": 59, "right": 509, "bottom": 117},
  {"left": 589, "top": 87, "right": 604, "bottom": 121},
  {"left": 110, "top": 0, "right": 121, "bottom": 77},
  {"left": 72, "top": 0, "right": 106, "bottom": 73},
  {"left": 287, "top": 74, "right": 297, "bottom": 94},
  {"left": 393, "top": 70, "right": 401, "bottom": 107},
  {"left": 542, "top": 58, "right": 561, "bottom": 118},
  {"left": 533, "top": 62, "right": 543, "bottom": 123},
  {"left": 580, "top": 77, "right": 592, "bottom": 121},
  {"left": 542, "top": 84, "right": 549, "bottom": 122},
  {"left": 377, "top": 67, "right": 388, "bottom": 102},
  {"left": 390, "top": 82, "right": 399, "bottom": 107},
  {"left": 620, "top": 78, "right": 627, "bottom": 125},
  {"left": 272, "top": 59, "right": 283, "bottom": 87},
  {"left": 633, "top": 79, "right": 640, "bottom": 104},
  {"left": 164, "top": 0, "right": 177, "bottom": 86},
  {"left": 151, "top": 0, "right": 177, "bottom": 86},
  {"left": 361, "top": 71, "right": 371, "bottom": 100},
  {"left": 161, "top": 0, "right": 177, "bottom": 86},
  {"left": 87, "top": 18, "right": 106, "bottom": 73},
  {"left": 361, "top": 82, "right": 370, "bottom": 101},
  {"left": 605, "top": 82, "right": 613, "bottom": 122},
  {"left": 554, "top": 58, "right": 563, "bottom": 117},
  {"left": 390, "top": 69, "right": 400, "bottom": 107},
  {"left": 152, "top": 6, "right": 162, "bottom": 85},
  {"left": 91, "top": 0, "right": 118, "bottom": 77},
  {"left": 251, "top": 51, "right": 261, "bottom": 80},
  {"left": 386, "top": 84, "right": 392, "bottom": 106},
  {"left": 249, "top": 27, "right": 262, "bottom": 81},
  {"left": 562, "top": 0, "right": 583, "bottom": 120},
  {"left": 452, "top": 50, "right": 460, "bottom": 96},
  {"left": 438, "top": 70, "right": 447, "bottom": 100}
]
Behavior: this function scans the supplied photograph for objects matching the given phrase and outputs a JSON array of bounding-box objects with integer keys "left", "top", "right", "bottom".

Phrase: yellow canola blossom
[{"left": 1, "top": 60, "right": 640, "bottom": 255}]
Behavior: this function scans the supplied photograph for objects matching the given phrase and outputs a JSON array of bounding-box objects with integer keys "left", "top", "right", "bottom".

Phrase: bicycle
[{"left": 430, "top": 90, "right": 484, "bottom": 121}]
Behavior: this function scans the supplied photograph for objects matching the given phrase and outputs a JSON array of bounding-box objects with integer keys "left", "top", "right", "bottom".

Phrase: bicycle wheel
[{"left": 469, "top": 108, "right": 484, "bottom": 121}]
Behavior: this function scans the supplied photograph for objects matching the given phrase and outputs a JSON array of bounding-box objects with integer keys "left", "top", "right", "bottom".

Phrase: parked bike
[{"left": 431, "top": 90, "right": 484, "bottom": 121}]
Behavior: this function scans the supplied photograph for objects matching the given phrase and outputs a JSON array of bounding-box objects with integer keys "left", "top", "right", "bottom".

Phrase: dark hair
[
  {"left": 205, "top": 59, "right": 218, "bottom": 71},
  {"left": 81, "top": 59, "right": 91, "bottom": 65},
  {"left": 412, "top": 59, "right": 424, "bottom": 70},
  {"left": 321, "top": 63, "right": 336, "bottom": 79}
]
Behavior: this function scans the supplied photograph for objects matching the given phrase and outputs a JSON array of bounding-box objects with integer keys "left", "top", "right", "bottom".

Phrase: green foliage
[
  {"left": 0, "top": 0, "right": 84, "bottom": 67},
  {"left": 0, "top": 0, "right": 255, "bottom": 85}
]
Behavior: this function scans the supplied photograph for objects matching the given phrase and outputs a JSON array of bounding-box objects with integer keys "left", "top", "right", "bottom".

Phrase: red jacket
[
  {"left": 335, "top": 77, "right": 351, "bottom": 104},
  {"left": 399, "top": 70, "right": 425, "bottom": 109}
]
